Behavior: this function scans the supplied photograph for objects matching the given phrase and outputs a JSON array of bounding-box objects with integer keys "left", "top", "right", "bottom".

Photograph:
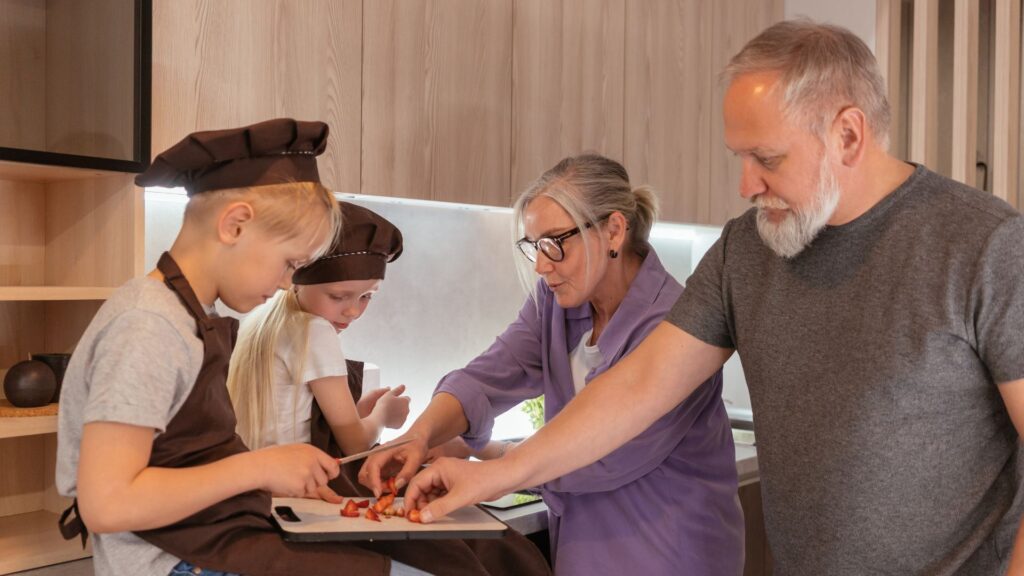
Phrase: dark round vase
[
  {"left": 30, "top": 353, "right": 71, "bottom": 403},
  {"left": 3, "top": 360, "right": 57, "bottom": 408}
]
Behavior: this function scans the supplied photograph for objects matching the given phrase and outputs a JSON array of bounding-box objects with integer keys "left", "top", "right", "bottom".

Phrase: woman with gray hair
[{"left": 361, "top": 154, "right": 744, "bottom": 575}]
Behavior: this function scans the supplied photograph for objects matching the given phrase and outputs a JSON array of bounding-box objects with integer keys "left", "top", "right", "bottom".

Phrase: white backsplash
[{"left": 145, "top": 190, "right": 750, "bottom": 440}]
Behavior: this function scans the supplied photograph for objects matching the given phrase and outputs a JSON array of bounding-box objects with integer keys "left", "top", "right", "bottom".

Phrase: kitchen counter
[{"left": 490, "top": 441, "right": 759, "bottom": 535}]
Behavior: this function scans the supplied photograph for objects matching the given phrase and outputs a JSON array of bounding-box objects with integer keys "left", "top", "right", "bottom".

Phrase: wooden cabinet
[
  {"left": 0, "top": 1, "right": 150, "bottom": 573},
  {"left": 510, "top": 0, "right": 625, "bottom": 196},
  {"left": 362, "top": 0, "right": 513, "bottom": 205},
  {"left": 153, "top": 0, "right": 782, "bottom": 222},
  {"left": 152, "top": 0, "right": 363, "bottom": 194},
  {"left": 740, "top": 480, "right": 774, "bottom": 576},
  {"left": 623, "top": 0, "right": 783, "bottom": 224}
]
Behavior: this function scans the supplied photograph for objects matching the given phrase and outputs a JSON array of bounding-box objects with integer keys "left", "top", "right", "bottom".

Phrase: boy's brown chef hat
[
  {"left": 293, "top": 202, "right": 403, "bottom": 284},
  {"left": 135, "top": 118, "right": 329, "bottom": 195}
]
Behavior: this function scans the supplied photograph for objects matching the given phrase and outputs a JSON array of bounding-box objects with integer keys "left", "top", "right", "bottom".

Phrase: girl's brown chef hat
[
  {"left": 135, "top": 118, "right": 329, "bottom": 195},
  {"left": 292, "top": 202, "right": 403, "bottom": 284}
]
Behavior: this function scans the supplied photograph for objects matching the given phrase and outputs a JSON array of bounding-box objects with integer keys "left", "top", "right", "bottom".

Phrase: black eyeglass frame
[{"left": 515, "top": 222, "right": 594, "bottom": 263}]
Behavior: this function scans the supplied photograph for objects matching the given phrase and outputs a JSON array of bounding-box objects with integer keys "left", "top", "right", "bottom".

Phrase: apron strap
[
  {"left": 58, "top": 499, "right": 88, "bottom": 549},
  {"left": 157, "top": 252, "right": 211, "bottom": 326}
]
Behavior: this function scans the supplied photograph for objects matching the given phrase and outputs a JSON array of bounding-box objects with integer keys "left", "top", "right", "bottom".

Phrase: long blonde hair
[{"left": 228, "top": 289, "right": 316, "bottom": 449}]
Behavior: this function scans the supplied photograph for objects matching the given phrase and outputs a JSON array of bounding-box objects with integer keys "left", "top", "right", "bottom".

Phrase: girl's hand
[
  {"left": 373, "top": 386, "right": 411, "bottom": 429},
  {"left": 251, "top": 443, "right": 340, "bottom": 497},
  {"left": 356, "top": 386, "right": 392, "bottom": 418}
]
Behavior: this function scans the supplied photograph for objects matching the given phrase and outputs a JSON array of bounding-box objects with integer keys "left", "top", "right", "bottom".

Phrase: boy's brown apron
[{"left": 61, "top": 253, "right": 549, "bottom": 576}]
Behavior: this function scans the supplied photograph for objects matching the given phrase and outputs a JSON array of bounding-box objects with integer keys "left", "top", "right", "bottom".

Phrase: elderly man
[{"left": 400, "top": 20, "right": 1024, "bottom": 576}]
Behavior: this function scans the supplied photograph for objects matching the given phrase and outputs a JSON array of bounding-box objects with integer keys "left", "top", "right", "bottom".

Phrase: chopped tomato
[
  {"left": 407, "top": 509, "right": 421, "bottom": 523},
  {"left": 386, "top": 476, "right": 398, "bottom": 495},
  {"left": 365, "top": 507, "right": 382, "bottom": 522},
  {"left": 355, "top": 499, "right": 370, "bottom": 508}
]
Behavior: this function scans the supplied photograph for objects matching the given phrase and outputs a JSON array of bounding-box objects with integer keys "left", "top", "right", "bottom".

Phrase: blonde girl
[{"left": 229, "top": 201, "right": 410, "bottom": 461}]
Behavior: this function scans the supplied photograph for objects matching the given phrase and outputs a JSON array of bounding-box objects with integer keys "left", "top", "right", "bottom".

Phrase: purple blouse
[{"left": 436, "top": 250, "right": 744, "bottom": 575}]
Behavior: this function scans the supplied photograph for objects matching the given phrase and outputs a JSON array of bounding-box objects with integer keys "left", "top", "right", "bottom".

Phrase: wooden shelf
[
  {"left": 0, "top": 415, "right": 57, "bottom": 440},
  {"left": 0, "top": 510, "right": 92, "bottom": 574},
  {"left": 0, "top": 287, "right": 115, "bottom": 301},
  {"left": 0, "top": 160, "right": 129, "bottom": 184}
]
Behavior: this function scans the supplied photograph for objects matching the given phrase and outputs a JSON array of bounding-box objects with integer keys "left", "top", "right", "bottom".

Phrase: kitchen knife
[{"left": 337, "top": 438, "right": 415, "bottom": 465}]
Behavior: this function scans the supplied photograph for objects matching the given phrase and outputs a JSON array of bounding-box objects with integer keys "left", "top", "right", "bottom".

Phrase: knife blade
[{"left": 336, "top": 438, "right": 415, "bottom": 465}]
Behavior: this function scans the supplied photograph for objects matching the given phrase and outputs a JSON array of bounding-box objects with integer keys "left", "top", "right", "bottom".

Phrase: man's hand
[{"left": 402, "top": 457, "right": 516, "bottom": 523}]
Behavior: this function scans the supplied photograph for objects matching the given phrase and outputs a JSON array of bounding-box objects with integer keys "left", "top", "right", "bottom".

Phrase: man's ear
[
  {"left": 832, "top": 106, "right": 867, "bottom": 166},
  {"left": 217, "top": 202, "right": 255, "bottom": 245}
]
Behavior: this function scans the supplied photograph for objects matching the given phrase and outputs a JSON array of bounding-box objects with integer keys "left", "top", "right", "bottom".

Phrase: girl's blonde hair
[
  {"left": 228, "top": 289, "right": 315, "bottom": 449},
  {"left": 184, "top": 181, "right": 342, "bottom": 262},
  {"left": 511, "top": 154, "right": 659, "bottom": 296},
  {"left": 207, "top": 180, "right": 341, "bottom": 449}
]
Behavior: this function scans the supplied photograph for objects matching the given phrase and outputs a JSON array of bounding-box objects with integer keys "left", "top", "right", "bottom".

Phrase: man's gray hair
[{"left": 722, "top": 19, "right": 891, "bottom": 149}]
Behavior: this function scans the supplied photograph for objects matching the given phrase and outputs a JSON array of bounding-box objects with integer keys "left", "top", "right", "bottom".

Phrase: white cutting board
[{"left": 271, "top": 497, "right": 508, "bottom": 541}]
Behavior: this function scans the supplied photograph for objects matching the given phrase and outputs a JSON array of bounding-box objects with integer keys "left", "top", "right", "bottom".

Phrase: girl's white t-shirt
[{"left": 261, "top": 316, "right": 348, "bottom": 447}]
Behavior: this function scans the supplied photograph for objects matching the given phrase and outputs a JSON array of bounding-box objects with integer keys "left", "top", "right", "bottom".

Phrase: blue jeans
[
  {"left": 169, "top": 562, "right": 239, "bottom": 576},
  {"left": 170, "top": 560, "right": 433, "bottom": 576}
]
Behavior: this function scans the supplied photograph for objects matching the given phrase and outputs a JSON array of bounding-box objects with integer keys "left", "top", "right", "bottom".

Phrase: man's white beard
[{"left": 755, "top": 157, "right": 840, "bottom": 258}]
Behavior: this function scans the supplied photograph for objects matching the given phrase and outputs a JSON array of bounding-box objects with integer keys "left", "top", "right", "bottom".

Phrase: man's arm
[
  {"left": 405, "top": 321, "right": 733, "bottom": 520},
  {"left": 996, "top": 379, "right": 1024, "bottom": 575}
]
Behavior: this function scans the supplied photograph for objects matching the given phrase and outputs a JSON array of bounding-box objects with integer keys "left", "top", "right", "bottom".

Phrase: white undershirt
[{"left": 569, "top": 328, "right": 604, "bottom": 395}]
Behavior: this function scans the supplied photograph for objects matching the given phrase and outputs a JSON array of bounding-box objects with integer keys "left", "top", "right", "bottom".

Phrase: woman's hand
[
  {"left": 251, "top": 443, "right": 340, "bottom": 498},
  {"left": 372, "top": 385, "right": 411, "bottom": 429},
  {"left": 424, "top": 437, "right": 474, "bottom": 462},
  {"left": 358, "top": 434, "right": 429, "bottom": 497}
]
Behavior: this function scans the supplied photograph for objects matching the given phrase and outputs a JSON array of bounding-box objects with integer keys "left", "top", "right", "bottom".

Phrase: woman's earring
[{"left": 609, "top": 249, "right": 619, "bottom": 259}]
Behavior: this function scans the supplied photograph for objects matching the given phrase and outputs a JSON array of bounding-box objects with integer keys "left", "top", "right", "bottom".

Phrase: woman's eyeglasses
[{"left": 516, "top": 223, "right": 592, "bottom": 263}]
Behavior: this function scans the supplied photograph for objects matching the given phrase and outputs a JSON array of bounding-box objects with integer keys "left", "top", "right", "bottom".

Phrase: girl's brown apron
[{"left": 61, "top": 253, "right": 549, "bottom": 576}]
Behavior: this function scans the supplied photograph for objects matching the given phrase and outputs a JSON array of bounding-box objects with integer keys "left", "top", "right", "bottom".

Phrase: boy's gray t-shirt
[
  {"left": 56, "top": 277, "right": 205, "bottom": 576},
  {"left": 668, "top": 165, "right": 1024, "bottom": 575}
]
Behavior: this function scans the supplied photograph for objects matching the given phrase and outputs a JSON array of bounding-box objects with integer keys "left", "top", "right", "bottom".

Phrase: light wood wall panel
[
  {"left": 0, "top": 0, "right": 45, "bottom": 152},
  {"left": 511, "top": 0, "right": 625, "bottom": 197},
  {"left": 45, "top": 0, "right": 134, "bottom": 160},
  {"left": 624, "top": 0, "right": 712, "bottom": 224},
  {"left": 876, "top": 0, "right": 905, "bottom": 159},
  {"left": 362, "top": 0, "right": 513, "bottom": 206},
  {"left": 0, "top": 180, "right": 45, "bottom": 287},
  {"left": 708, "top": 0, "right": 785, "bottom": 226},
  {"left": 152, "top": 0, "right": 362, "bottom": 193},
  {"left": 910, "top": 0, "right": 940, "bottom": 167},
  {"left": 951, "top": 0, "right": 979, "bottom": 186},
  {"left": 45, "top": 175, "right": 140, "bottom": 287},
  {"left": 0, "top": 436, "right": 45, "bottom": 517},
  {"left": 992, "top": 0, "right": 1021, "bottom": 203}
]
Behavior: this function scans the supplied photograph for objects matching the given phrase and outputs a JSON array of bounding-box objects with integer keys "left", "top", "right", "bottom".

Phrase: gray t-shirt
[
  {"left": 668, "top": 165, "right": 1024, "bottom": 575},
  {"left": 57, "top": 277, "right": 205, "bottom": 576}
]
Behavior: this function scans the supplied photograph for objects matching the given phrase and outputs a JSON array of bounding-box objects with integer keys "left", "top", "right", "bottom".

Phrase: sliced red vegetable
[
  {"left": 407, "top": 509, "right": 421, "bottom": 523},
  {"left": 365, "top": 507, "right": 382, "bottom": 522},
  {"left": 355, "top": 499, "right": 370, "bottom": 509},
  {"left": 386, "top": 476, "right": 398, "bottom": 495},
  {"left": 374, "top": 493, "right": 396, "bottom": 513},
  {"left": 341, "top": 500, "right": 360, "bottom": 518}
]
